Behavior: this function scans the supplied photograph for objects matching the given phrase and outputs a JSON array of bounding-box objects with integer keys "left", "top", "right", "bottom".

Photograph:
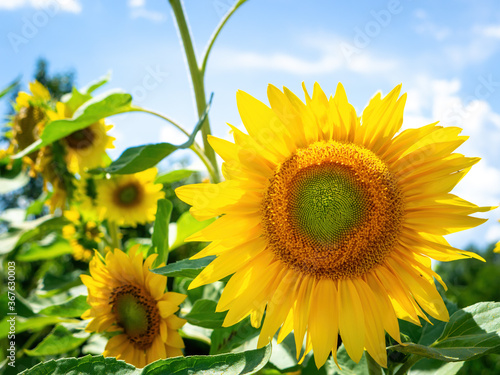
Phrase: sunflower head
[
  {"left": 176, "top": 82, "right": 491, "bottom": 368},
  {"left": 97, "top": 168, "right": 165, "bottom": 227},
  {"left": 81, "top": 245, "right": 187, "bottom": 368},
  {"left": 8, "top": 81, "right": 52, "bottom": 164},
  {"left": 48, "top": 102, "right": 115, "bottom": 173}
]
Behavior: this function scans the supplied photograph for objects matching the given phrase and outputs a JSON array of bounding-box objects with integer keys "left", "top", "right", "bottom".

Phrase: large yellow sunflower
[
  {"left": 176, "top": 83, "right": 491, "bottom": 368},
  {"left": 81, "top": 246, "right": 187, "bottom": 368},
  {"left": 96, "top": 168, "right": 165, "bottom": 227},
  {"left": 48, "top": 102, "right": 115, "bottom": 173}
]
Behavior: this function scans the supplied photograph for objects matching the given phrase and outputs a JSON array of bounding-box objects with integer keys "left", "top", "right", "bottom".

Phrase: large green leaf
[
  {"left": 210, "top": 317, "right": 260, "bottom": 355},
  {"left": 19, "top": 355, "right": 137, "bottom": 375},
  {"left": 184, "top": 299, "right": 227, "bottom": 329},
  {"left": 390, "top": 302, "right": 500, "bottom": 362},
  {"left": 16, "top": 238, "right": 73, "bottom": 262},
  {"left": 152, "top": 256, "right": 215, "bottom": 279},
  {"left": 155, "top": 169, "right": 194, "bottom": 184},
  {"left": 20, "top": 345, "right": 271, "bottom": 374},
  {"left": 24, "top": 323, "right": 90, "bottom": 356},
  {"left": 0, "top": 316, "right": 78, "bottom": 339},
  {"left": 151, "top": 199, "right": 172, "bottom": 266},
  {"left": 12, "top": 90, "right": 135, "bottom": 159},
  {"left": 0, "top": 171, "right": 29, "bottom": 194},
  {"left": 171, "top": 211, "right": 215, "bottom": 250},
  {"left": 38, "top": 295, "right": 88, "bottom": 318},
  {"left": 93, "top": 93, "right": 213, "bottom": 174}
]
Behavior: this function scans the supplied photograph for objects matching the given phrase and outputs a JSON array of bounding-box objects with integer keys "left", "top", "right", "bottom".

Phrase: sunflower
[
  {"left": 48, "top": 102, "right": 115, "bottom": 173},
  {"left": 62, "top": 210, "right": 103, "bottom": 261},
  {"left": 96, "top": 168, "right": 165, "bottom": 227},
  {"left": 176, "top": 83, "right": 491, "bottom": 368},
  {"left": 8, "top": 81, "right": 51, "bottom": 166},
  {"left": 81, "top": 246, "right": 187, "bottom": 368}
]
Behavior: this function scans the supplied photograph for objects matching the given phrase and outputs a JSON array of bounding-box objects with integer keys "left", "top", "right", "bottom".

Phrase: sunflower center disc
[
  {"left": 119, "top": 185, "right": 139, "bottom": 204},
  {"left": 289, "top": 165, "right": 365, "bottom": 246},
  {"left": 65, "top": 126, "right": 95, "bottom": 150},
  {"left": 262, "top": 141, "right": 404, "bottom": 279},
  {"left": 110, "top": 284, "right": 160, "bottom": 349}
]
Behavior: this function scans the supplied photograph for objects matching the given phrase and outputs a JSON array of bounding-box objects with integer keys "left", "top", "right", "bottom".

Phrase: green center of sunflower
[
  {"left": 119, "top": 185, "right": 139, "bottom": 204},
  {"left": 109, "top": 284, "right": 160, "bottom": 349},
  {"left": 288, "top": 164, "right": 366, "bottom": 246},
  {"left": 115, "top": 293, "right": 149, "bottom": 337},
  {"left": 262, "top": 140, "right": 404, "bottom": 279}
]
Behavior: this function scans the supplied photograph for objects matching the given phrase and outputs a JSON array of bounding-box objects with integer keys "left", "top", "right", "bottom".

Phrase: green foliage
[
  {"left": 24, "top": 323, "right": 90, "bottom": 357},
  {"left": 390, "top": 302, "right": 500, "bottom": 365},
  {"left": 19, "top": 345, "right": 271, "bottom": 375},
  {"left": 94, "top": 93, "right": 213, "bottom": 175},
  {"left": 150, "top": 199, "right": 172, "bottom": 266},
  {"left": 152, "top": 256, "right": 215, "bottom": 279}
]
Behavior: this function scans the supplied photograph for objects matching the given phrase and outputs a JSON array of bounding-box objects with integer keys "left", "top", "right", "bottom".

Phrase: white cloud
[
  {"left": 130, "top": 8, "right": 166, "bottom": 22},
  {"left": 477, "top": 25, "right": 500, "bottom": 38},
  {"left": 127, "top": 0, "right": 165, "bottom": 22},
  {"left": 0, "top": 0, "right": 82, "bottom": 13},
  {"left": 412, "top": 9, "right": 451, "bottom": 41},
  {"left": 212, "top": 34, "right": 398, "bottom": 75},
  {"left": 128, "top": 0, "right": 145, "bottom": 8}
]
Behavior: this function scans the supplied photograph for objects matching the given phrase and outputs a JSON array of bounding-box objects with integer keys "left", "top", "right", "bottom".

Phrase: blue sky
[{"left": 1, "top": 0, "right": 500, "bottom": 248}]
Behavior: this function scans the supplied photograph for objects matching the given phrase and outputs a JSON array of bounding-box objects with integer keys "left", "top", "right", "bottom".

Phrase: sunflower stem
[
  {"left": 200, "top": 0, "right": 248, "bottom": 76},
  {"left": 108, "top": 221, "right": 121, "bottom": 250},
  {"left": 169, "top": 0, "right": 220, "bottom": 183},
  {"left": 366, "top": 352, "right": 383, "bottom": 375},
  {"left": 393, "top": 354, "right": 421, "bottom": 375}
]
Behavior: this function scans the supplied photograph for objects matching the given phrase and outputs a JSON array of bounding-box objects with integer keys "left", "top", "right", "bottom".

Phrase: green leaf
[
  {"left": 151, "top": 199, "right": 173, "bottom": 266},
  {"left": 19, "top": 355, "right": 137, "bottom": 375},
  {"left": 142, "top": 344, "right": 271, "bottom": 374},
  {"left": 0, "top": 78, "right": 19, "bottom": 100},
  {"left": 81, "top": 72, "right": 111, "bottom": 94},
  {"left": 94, "top": 93, "right": 213, "bottom": 174},
  {"left": 210, "top": 318, "right": 260, "bottom": 355},
  {"left": 184, "top": 299, "right": 227, "bottom": 329},
  {"left": 171, "top": 212, "right": 215, "bottom": 250},
  {"left": 0, "top": 316, "right": 78, "bottom": 339},
  {"left": 20, "top": 345, "right": 271, "bottom": 375},
  {"left": 410, "top": 359, "right": 464, "bottom": 375},
  {"left": 38, "top": 295, "right": 88, "bottom": 318},
  {"left": 25, "top": 192, "right": 50, "bottom": 217},
  {"left": 0, "top": 215, "right": 66, "bottom": 255},
  {"left": 62, "top": 86, "right": 92, "bottom": 115},
  {"left": 12, "top": 90, "right": 134, "bottom": 159},
  {"left": 155, "top": 169, "right": 194, "bottom": 184},
  {"left": 16, "top": 238, "right": 73, "bottom": 262},
  {"left": 389, "top": 302, "right": 500, "bottom": 362},
  {"left": 0, "top": 171, "right": 29, "bottom": 194},
  {"left": 24, "top": 323, "right": 90, "bottom": 356},
  {"left": 152, "top": 256, "right": 215, "bottom": 279}
]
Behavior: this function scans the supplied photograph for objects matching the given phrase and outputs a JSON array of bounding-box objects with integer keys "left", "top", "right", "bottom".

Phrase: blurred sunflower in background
[
  {"left": 96, "top": 168, "right": 164, "bottom": 227},
  {"left": 62, "top": 210, "right": 103, "bottom": 262},
  {"left": 81, "top": 246, "right": 187, "bottom": 368},
  {"left": 176, "top": 83, "right": 491, "bottom": 368},
  {"left": 5, "top": 80, "right": 51, "bottom": 170},
  {"left": 48, "top": 102, "right": 115, "bottom": 174}
]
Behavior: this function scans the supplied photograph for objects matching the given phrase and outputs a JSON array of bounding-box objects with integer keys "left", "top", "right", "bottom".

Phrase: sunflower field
[{"left": 1, "top": 1, "right": 500, "bottom": 375}]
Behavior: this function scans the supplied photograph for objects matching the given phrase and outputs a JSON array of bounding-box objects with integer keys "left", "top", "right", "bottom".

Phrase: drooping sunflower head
[
  {"left": 9, "top": 81, "right": 52, "bottom": 164},
  {"left": 176, "top": 82, "right": 491, "bottom": 368},
  {"left": 81, "top": 245, "right": 187, "bottom": 368},
  {"left": 48, "top": 102, "right": 115, "bottom": 174},
  {"left": 96, "top": 168, "right": 165, "bottom": 227}
]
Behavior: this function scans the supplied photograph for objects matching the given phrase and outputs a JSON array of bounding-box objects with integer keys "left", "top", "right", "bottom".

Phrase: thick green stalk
[
  {"left": 169, "top": 0, "right": 220, "bottom": 182},
  {"left": 108, "top": 221, "right": 121, "bottom": 250},
  {"left": 394, "top": 354, "right": 421, "bottom": 375},
  {"left": 366, "top": 352, "right": 384, "bottom": 375}
]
